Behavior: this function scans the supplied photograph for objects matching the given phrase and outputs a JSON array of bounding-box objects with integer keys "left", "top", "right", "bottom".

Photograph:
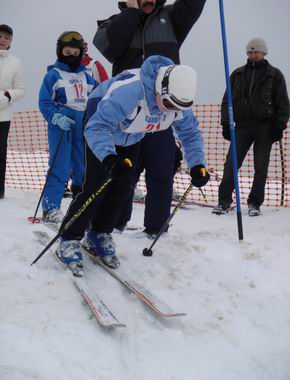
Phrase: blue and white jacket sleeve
[
  {"left": 38, "top": 70, "right": 61, "bottom": 124},
  {"left": 84, "top": 78, "right": 141, "bottom": 161},
  {"left": 172, "top": 110, "right": 205, "bottom": 169}
]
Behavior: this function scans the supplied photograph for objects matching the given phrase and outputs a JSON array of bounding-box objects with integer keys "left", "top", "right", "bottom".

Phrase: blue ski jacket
[
  {"left": 85, "top": 55, "right": 205, "bottom": 169},
  {"left": 39, "top": 61, "right": 96, "bottom": 125}
]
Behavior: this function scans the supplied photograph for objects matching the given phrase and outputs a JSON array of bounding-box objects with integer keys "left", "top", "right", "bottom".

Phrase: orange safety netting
[{"left": 6, "top": 107, "right": 290, "bottom": 207}]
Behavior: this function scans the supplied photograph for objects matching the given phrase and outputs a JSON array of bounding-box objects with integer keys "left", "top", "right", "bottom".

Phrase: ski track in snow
[{"left": 0, "top": 188, "right": 289, "bottom": 380}]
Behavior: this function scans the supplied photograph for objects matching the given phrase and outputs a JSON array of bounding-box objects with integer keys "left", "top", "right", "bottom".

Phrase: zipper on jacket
[
  {"left": 141, "top": 9, "right": 159, "bottom": 61},
  {"left": 248, "top": 62, "right": 256, "bottom": 98}
]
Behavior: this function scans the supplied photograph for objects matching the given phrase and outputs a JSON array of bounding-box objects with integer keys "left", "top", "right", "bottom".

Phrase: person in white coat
[{"left": 0, "top": 24, "right": 25, "bottom": 199}]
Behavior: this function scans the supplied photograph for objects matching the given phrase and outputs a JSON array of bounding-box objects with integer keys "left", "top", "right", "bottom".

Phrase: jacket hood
[
  {"left": 118, "top": 0, "right": 166, "bottom": 11},
  {"left": 47, "top": 60, "right": 85, "bottom": 73},
  {"left": 140, "top": 55, "right": 174, "bottom": 114}
]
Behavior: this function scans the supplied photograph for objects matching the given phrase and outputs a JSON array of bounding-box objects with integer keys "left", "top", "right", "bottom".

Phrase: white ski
[
  {"left": 42, "top": 223, "right": 186, "bottom": 317},
  {"left": 33, "top": 230, "right": 126, "bottom": 328},
  {"left": 83, "top": 246, "right": 186, "bottom": 318}
]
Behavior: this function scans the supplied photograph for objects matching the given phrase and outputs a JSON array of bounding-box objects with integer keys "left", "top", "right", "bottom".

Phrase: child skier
[{"left": 39, "top": 31, "right": 96, "bottom": 223}]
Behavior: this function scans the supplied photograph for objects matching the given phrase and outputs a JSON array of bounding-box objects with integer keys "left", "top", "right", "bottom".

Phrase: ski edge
[
  {"left": 73, "top": 278, "right": 126, "bottom": 328},
  {"left": 40, "top": 224, "right": 186, "bottom": 318},
  {"left": 83, "top": 247, "right": 186, "bottom": 318},
  {"left": 32, "top": 230, "right": 126, "bottom": 328}
]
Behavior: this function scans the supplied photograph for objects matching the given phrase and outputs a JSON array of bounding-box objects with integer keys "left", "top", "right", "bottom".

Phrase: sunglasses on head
[{"left": 60, "top": 31, "right": 83, "bottom": 43}]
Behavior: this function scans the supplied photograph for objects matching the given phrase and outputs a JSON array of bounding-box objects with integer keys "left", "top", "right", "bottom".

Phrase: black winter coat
[
  {"left": 221, "top": 59, "right": 289, "bottom": 131},
  {"left": 93, "top": 0, "right": 206, "bottom": 76}
]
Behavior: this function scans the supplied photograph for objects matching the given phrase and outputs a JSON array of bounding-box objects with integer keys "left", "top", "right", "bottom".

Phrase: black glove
[
  {"left": 102, "top": 154, "right": 133, "bottom": 180},
  {"left": 174, "top": 144, "right": 183, "bottom": 174},
  {"left": 222, "top": 124, "right": 231, "bottom": 141},
  {"left": 271, "top": 128, "right": 283, "bottom": 143},
  {"left": 190, "top": 165, "right": 210, "bottom": 188}
]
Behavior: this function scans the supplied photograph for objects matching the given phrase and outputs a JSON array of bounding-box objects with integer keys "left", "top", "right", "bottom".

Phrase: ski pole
[
  {"left": 31, "top": 157, "right": 133, "bottom": 265},
  {"left": 279, "top": 140, "right": 285, "bottom": 207},
  {"left": 219, "top": 0, "right": 244, "bottom": 240},
  {"left": 143, "top": 183, "right": 193, "bottom": 257},
  {"left": 198, "top": 168, "right": 208, "bottom": 203},
  {"left": 28, "top": 131, "right": 65, "bottom": 224},
  {"left": 31, "top": 176, "right": 113, "bottom": 265}
]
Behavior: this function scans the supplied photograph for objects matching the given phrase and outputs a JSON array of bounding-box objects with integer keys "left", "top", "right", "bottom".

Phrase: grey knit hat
[{"left": 246, "top": 38, "right": 268, "bottom": 55}]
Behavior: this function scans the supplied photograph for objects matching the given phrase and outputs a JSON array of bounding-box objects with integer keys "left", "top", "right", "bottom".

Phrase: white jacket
[{"left": 0, "top": 50, "right": 25, "bottom": 122}]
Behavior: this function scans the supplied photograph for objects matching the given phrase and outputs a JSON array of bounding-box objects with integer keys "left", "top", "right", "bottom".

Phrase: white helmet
[{"left": 155, "top": 64, "right": 197, "bottom": 111}]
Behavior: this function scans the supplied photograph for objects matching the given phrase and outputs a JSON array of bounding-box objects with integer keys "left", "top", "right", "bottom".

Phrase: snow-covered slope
[{"left": 0, "top": 188, "right": 289, "bottom": 380}]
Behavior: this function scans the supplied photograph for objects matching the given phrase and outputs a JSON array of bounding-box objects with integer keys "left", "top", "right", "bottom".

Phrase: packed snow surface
[{"left": 0, "top": 188, "right": 289, "bottom": 380}]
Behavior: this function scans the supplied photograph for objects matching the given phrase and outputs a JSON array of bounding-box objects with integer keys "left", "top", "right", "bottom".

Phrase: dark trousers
[
  {"left": 219, "top": 122, "right": 273, "bottom": 207},
  {"left": 61, "top": 142, "right": 140, "bottom": 240},
  {"left": 0, "top": 121, "right": 10, "bottom": 195},
  {"left": 118, "top": 128, "right": 176, "bottom": 232}
]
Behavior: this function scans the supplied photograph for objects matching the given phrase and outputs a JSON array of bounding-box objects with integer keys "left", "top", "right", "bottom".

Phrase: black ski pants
[
  {"left": 218, "top": 122, "right": 273, "bottom": 207},
  {"left": 61, "top": 142, "right": 141, "bottom": 240},
  {"left": 117, "top": 128, "right": 176, "bottom": 233},
  {"left": 0, "top": 121, "right": 10, "bottom": 195}
]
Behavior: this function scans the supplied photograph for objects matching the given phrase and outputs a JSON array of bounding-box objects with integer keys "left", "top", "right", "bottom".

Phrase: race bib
[
  {"left": 55, "top": 69, "right": 91, "bottom": 111},
  {"left": 124, "top": 101, "right": 176, "bottom": 133}
]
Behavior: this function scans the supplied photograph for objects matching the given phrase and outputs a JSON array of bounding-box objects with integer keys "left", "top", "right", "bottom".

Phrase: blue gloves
[{"left": 52, "top": 113, "right": 75, "bottom": 131}]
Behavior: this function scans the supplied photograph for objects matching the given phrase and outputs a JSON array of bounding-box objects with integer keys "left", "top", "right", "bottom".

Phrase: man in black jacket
[
  {"left": 94, "top": 0, "right": 207, "bottom": 237},
  {"left": 212, "top": 38, "right": 289, "bottom": 217}
]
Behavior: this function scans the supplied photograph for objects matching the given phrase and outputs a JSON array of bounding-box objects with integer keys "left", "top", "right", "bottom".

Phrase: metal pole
[
  {"left": 28, "top": 131, "right": 65, "bottom": 224},
  {"left": 219, "top": 0, "right": 244, "bottom": 240}
]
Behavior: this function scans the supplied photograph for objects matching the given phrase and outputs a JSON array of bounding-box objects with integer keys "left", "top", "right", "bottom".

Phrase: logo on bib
[{"left": 145, "top": 123, "right": 161, "bottom": 132}]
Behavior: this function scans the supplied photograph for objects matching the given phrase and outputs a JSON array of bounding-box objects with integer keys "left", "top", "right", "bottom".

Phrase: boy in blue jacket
[
  {"left": 39, "top": 31, "right": 96, "bottom": 223},
  {"left": 56, "top": 55, "right": 209, "bottom": 276}
]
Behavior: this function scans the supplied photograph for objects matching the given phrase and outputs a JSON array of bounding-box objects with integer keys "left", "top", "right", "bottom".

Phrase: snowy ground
[{"left": 0, "top": 188, "right": 289, "bottom": 380}]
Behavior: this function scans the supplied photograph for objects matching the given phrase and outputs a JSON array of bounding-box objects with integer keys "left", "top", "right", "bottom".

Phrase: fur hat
[{"left": 246, "top": 38, "right": 268, "bottom": 55}]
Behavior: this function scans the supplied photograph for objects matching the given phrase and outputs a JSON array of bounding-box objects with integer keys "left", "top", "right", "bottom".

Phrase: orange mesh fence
[{"left": 6, "top": 107, "right": 290, "bottom": 207}]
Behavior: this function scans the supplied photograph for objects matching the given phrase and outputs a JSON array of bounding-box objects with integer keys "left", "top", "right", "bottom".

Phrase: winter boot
[
  {"left": 83, "top": 229, "right": 120, "bottom": 269},
  {"left": 248, "top": 204, "right": 261, "bottom": 217},
  {"left": 212, "top": 203, "right": 231, "bottom": 215},
  {"left": 56, "top": 239, "right": 83, "bottom": 277},
  {"left": 143, "top": 227, "right": 159, "bottom": 240},
  {"left": 43, "top": 209, "right": 64, "bottom": 224},
  {"left": 114, "top": 222, "right": 127, "bottom": 233}
]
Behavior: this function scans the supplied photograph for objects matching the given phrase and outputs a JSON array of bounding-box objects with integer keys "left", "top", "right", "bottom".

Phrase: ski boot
[
  {"left": 56, "top": 239, "right": 83, "bottom": 277},
  {"left": 43, "top": 208, "right": 64, "bottom": 224},
  {"left": 83, "top": 229, "right": 120, "bottom": 269}
]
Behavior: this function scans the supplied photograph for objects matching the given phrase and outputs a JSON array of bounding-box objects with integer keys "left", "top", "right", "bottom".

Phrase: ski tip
[{"left": 165, "top": 312, "right": 187, "bottom": 317}]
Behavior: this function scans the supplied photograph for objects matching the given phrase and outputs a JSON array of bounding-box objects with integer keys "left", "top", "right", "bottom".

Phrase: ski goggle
[
  {"left": 160, "top": 67, "right": 194, "bottom": 111},
  {"left": 162, "top": 98, "right": 181, "bottom": 112},
  {"left": 59, "top": 31, "right": 83, "bottom": 43}
]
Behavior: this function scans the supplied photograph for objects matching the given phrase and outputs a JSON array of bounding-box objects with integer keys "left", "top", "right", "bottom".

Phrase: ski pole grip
[
  {"left": 123, "top": 158, "right": 133, "bottom": 168},
  {"left": 200, "top": 167, "right": 206, "bottom": 177}
]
